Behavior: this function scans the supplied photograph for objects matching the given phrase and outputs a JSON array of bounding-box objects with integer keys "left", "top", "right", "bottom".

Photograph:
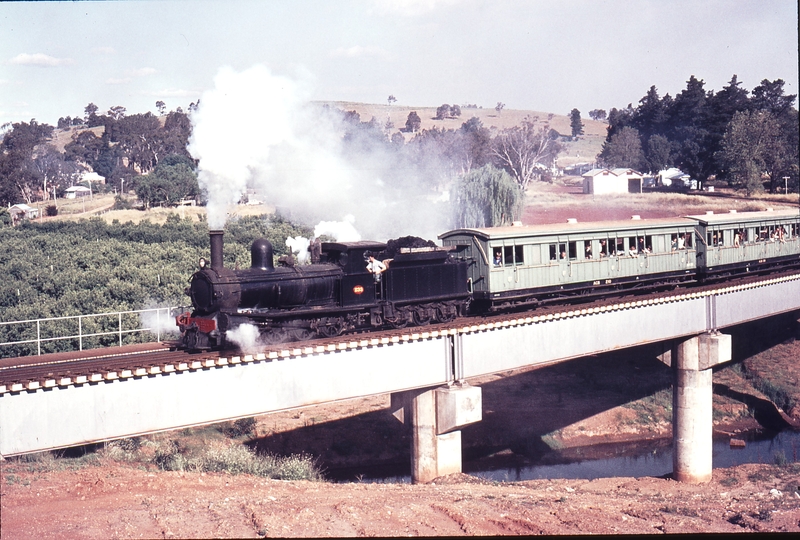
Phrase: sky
[{"left": 1, "top": 0, "right": 798, "bottom": 127}]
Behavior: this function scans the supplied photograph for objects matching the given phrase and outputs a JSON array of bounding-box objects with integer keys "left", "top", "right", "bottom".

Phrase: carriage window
[
  {"left": 549, "top": 243, "right": 568, "bottom": 261},
  {"left": 503, "top": 245, "right": 524, "bottom": 265},
  {"left": 599, "top": 239, "right": 609, "bottom": 257},
  {"left": 584, "top": 240, "right": 593, "bottom": 259},
  {"left": 673, "top": 232, "right": 690, "bottom": 249},
  {"left": 614, "top": 237, "right": 624, "bottom": 256},
  {"left": 733, "top": 228, "right": 744, "bottom": 246}
]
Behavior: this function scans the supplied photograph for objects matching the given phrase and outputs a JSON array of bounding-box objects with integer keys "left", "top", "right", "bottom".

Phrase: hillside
[{"left": 322, "top": 101, "right": 607, "bottom": 168}]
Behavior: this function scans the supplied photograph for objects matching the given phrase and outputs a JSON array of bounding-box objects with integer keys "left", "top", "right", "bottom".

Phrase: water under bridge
[{"left": 2, "top": 273, "right": 799, "bottom": 483}]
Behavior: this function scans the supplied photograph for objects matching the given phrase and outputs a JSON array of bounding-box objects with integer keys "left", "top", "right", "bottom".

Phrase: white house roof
[
  {"left": 659, "top": 168, "right": 689, "bottom": 179},
  {"left": 581, "top": 168, "right": 616, "bottom": 178},
  {"left": 81, "top": 172, "right": 105, "bottom": 182},
  {"left": 10, "top": 203, "right": 35, "bottom": 211},
  {"left": 610, "top": 168, "right": 643, "bottom": 177}
]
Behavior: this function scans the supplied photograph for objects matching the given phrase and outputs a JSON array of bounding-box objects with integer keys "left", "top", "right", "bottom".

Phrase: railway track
[{"left": 3, "top": 270, "right": 799, "bottom": 394}]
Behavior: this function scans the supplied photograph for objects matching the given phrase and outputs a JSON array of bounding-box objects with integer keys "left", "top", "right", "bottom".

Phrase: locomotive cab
[{"left": 322, "top": 241, "right": 387, "bottom": 306}]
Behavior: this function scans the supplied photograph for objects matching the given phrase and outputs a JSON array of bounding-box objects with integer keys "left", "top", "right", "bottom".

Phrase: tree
[
  {"left": 452, "top": 164, "right": 522, "bottom": 228},
  {"left": 589, "top": 109, "right": 607, "bottom": 121},
  {"left": 387, "top": 95, "right": 397, "bottom": 105},
  {"left": 450, "top": 104, "right": 461, "bottom": 118},
  {"left": 435, "top": 104, "right": 451, "bottom": 120},
  {"left": 405, "top": 111, "right": 421, "bottom": 133},
  {"left": 569, "top": 108, "right": 584, "bottom": 138},
  {"left": 646, "top": 134, "right": 673, "bottom": 174},
  {"left": 29, "top": 144, "right": 80, "bottom": 202},
  {"left": 491, "top": 116, "right": 561, "bottom": 190},
  {"left": 134, "top": 154, "right": 199, "bottom": 208},
  {"left": 718, "top": 110, "right": 779, "bottom": 195},
  {"left": 454, "top": 117, "right": 492, "bottom": 174},
  {"left": 495, "top": 102, "right": 505, "bottom": 115},
  {"left": 108, "top": 106, "right": 127, "bottom": 121},
  {"left": 155, "top": 101, "right": 167, "bottom": 116},
  {"left": 0, "top": 119, "right": 55, "bottom": 204},
  {"left": 84, "top": 103, "right": 99, "bottom": 121},
  {"left": 599, "top": 126, "right": 645, "bottom": 170}
]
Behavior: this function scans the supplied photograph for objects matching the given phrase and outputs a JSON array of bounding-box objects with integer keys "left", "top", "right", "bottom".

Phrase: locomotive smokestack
[{"left": 209, "top": 230, "right": 224, "bottom": 270}]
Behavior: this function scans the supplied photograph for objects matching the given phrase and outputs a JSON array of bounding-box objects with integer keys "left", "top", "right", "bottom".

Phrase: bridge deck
[{"left": 1, "top": 273, "right": 799, "bottom": 457}]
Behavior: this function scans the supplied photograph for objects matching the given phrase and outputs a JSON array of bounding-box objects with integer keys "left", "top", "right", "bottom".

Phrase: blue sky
[{"left": 1, "top": 0, "right": 798, "bottom": 126}]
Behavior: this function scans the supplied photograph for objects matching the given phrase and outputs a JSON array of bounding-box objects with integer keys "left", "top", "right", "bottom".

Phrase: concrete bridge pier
[
  {"left": 662, "top": 332, "right": 732, "bottom": 483},
  {"left": 391, "top": 383, "right": 482, "bottom": 483}
]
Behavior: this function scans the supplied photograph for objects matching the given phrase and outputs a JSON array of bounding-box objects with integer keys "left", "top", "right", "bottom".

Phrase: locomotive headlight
[{"left": 353, "top": 285, "right": 364, "bottom": 294}]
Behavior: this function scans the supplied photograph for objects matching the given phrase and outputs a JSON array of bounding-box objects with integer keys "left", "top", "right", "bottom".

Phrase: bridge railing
[{"left": 0, "top": 307, "right": 186, "bottom": 357}]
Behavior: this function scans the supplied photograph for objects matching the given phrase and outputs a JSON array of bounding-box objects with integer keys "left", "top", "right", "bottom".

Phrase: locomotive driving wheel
[
  {"left": 316, "top": 317, "right": 345, "bottom": 338},
  {"left": 412, "top": 306, "right": 431, "bottom": 326},
  {"left": 436, "top": 303, "right": 457, "bottom": 323},
  {"left": 388, "top": 307, "right": 410, "bottom": 329}
]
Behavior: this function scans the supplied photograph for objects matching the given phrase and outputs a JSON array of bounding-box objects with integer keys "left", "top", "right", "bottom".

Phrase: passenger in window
[
  {"left": 600, "top": 240, "right": 608, "bottom": 257},
  {"left": 671, "top": 236, "right": 678, "bottom": 250},
  {"left": 628, "top": 244, "right": 638, "bottom": 257},
  {"left": 677, "top": 235, "right": 685, "bottom": 249},
  {"left": 734, "top": 232, "right": 741, "bottom": 247},
  {"left": 560, "top": 251, "right": 567, "bottom": 260},
  {"left": 494, "top": 251, "right": 502, "bottom": 266},
  {"left": 585, "top": 243, "right": 592, "bottom": 259}
]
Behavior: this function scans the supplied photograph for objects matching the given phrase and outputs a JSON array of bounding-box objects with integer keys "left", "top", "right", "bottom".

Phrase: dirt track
[{"left": 2, "top": 463, "right": 799, "bottom": 537}]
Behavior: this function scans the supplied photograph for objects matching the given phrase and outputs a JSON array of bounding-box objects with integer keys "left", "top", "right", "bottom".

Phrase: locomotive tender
[{"left": 177, "top": 209, "right": 800, "bottom": 350}]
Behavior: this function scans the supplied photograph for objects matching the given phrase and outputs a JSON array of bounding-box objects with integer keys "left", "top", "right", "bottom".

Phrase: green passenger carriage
[
  {"left": 685, "top": 209, "right": 800, "bottom": 279},
  {"left": 440, "top": 217, "right": 699, "bottom": 310}
]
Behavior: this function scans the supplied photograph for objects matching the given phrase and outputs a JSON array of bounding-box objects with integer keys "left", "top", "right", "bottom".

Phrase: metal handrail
[{"left": 0, "top": 307, "right": 184, "bottom": 356}]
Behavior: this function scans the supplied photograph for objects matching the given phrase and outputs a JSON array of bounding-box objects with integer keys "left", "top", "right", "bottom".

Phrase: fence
[{"left": 0, "top": 307, "right": 185, "bottom": 357}]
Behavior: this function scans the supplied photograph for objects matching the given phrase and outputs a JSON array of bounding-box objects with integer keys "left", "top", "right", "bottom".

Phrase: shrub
[{"left": 44, "top": 205, "right": 58, "bottom": 217}]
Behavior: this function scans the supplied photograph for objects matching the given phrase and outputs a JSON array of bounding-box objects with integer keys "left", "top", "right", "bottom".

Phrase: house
[
  {"left": 65, "top": 186, "right": 91, "bottom": 199},
  {"left": 9, "top": 203, "right": 39, "bottom": 225},
  {"left": 582, "top": 168, "right": 643, "bottom": 195}
]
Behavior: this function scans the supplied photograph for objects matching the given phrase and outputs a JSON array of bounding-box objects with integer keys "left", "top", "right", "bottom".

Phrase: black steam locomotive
[{"left": 176, "top": 231, "right": 470, "bottom": 350}]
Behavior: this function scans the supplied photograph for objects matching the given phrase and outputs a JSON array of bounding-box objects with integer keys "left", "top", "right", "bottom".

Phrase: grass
[{"left": 149, "top": 439, "right": 322, "bottom": 480}]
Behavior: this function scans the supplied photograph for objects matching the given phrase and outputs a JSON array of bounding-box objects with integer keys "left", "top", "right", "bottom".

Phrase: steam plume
[{"left": 189, "top": 64, "right": 450, "bottom": 240}]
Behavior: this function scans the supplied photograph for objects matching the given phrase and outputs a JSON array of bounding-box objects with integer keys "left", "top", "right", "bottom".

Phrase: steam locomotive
[{"left": 176, "top": 209, "right": 800, "bottom": 350}]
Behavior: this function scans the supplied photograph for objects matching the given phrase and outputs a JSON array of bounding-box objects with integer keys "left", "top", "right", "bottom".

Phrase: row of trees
[
  {"left": 598, "top": 76, "right": 799, "bottom": 193},
  {"left": 0, "top": 102, "right": 195, "bottom": 207}
]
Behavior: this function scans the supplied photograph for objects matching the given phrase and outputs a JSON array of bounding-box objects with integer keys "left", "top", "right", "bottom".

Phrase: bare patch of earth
[{"left": 3, "top": 462, "right": 799, "bottom": 537}]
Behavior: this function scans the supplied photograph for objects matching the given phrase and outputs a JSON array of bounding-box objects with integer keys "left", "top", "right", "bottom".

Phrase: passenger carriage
[
  {"left": 439, "top": 218, "right": 699, "bottom": 310},
  {"left": 686, "top": 209, "right": 800, "bottom": 279}
]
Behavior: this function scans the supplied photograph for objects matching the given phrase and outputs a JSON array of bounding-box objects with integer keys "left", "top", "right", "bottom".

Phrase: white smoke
[
  {"left": 314, "top": 215, "right": 362, "bottom": 242},
  {"left": 189, "top": 64, "right": 449, "bottom": 241},
  {"left": 225, "top": 323, "right": 262, "bottom": 352},
  {"left": 139, "top": 308, "right": 181, "bottom": 338},
  {"left": 285, "top": 236, "right": 311, "bottom": 264}
]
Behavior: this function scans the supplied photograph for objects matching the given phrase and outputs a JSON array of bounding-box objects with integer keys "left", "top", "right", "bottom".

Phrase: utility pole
[{"left": 783, "top": 176, "right": 790, "bottom": 195}]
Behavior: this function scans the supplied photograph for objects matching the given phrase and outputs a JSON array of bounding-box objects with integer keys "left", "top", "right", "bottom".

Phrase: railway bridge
[{"left": 2, "top": 273, "right": 800, "bottom": 483}]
